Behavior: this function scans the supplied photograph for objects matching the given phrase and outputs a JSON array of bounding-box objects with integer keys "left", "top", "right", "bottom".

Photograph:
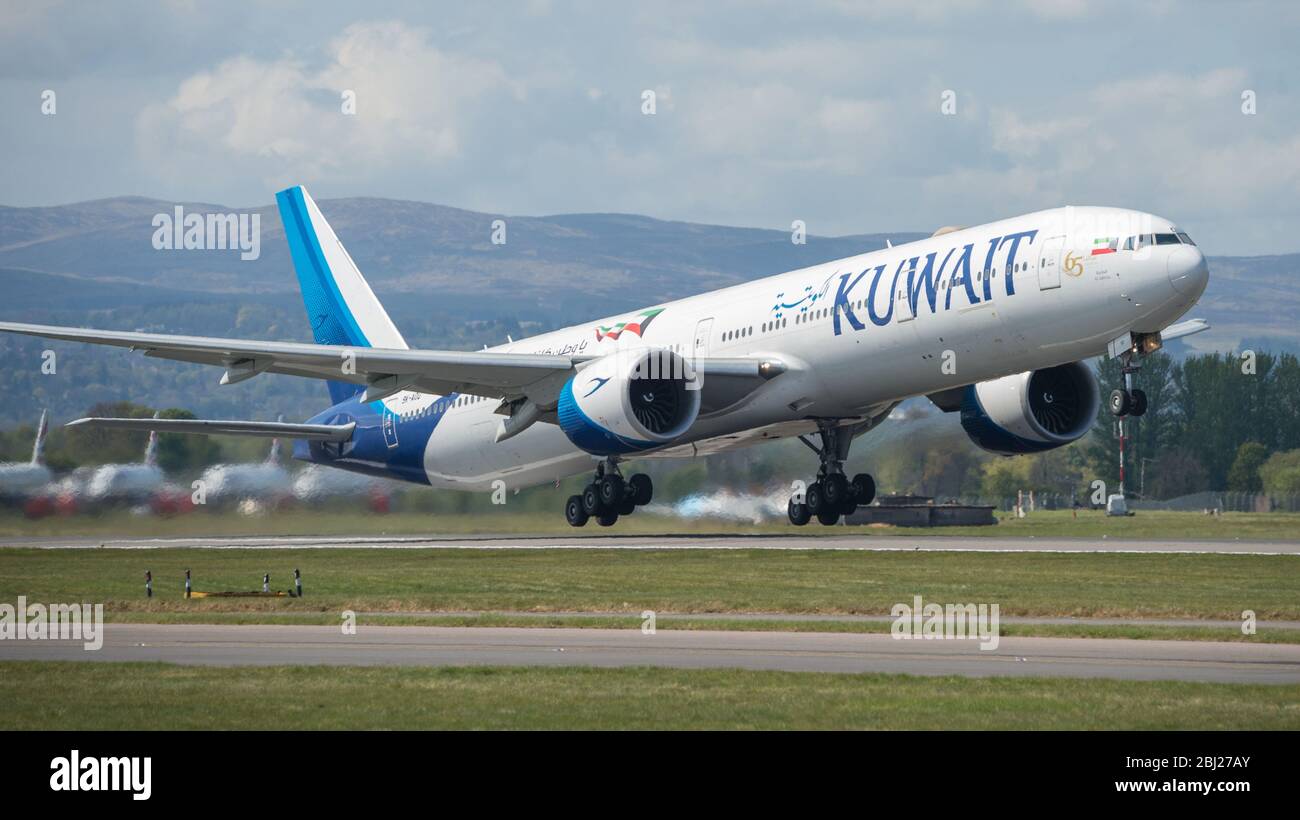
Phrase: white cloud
[
  {"left": 4, "top": 3, "right": 1297, "bottom": 254},
  {"left": 136, "top": 21, "right": 515, "bottom": 189}
]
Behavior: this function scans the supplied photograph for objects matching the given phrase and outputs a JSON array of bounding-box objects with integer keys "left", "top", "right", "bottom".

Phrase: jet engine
[
  {"left": 960, "top": 362, "right": 1099, "bottom": 455},
  {"left": 557, "top": 349, "right": 701, "bottom": 455}
]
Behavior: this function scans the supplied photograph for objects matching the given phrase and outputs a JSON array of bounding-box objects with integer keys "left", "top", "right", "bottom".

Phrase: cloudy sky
[{"left": 1, "top": 0, "right": 1297, "bottom": 254}]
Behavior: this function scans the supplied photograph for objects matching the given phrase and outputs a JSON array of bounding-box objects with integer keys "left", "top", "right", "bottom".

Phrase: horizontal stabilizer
[{"left": 65, "top": 417, "right": 355, "bottom": 442}]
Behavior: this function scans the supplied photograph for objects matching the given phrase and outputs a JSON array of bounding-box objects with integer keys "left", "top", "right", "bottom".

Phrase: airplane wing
[
  {"left": 1160, "top": 318, "right": 1209, "bottom": 342},
  {"left": 65, "top": 417, "right": 355, "bottom": 442},
  {"left": 0, "top": 321, "right": 785, "bottom": 410}
]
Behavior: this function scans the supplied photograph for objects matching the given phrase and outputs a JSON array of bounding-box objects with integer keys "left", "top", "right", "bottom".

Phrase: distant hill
[
  {"left": 0, "top": 195, "right": 920, "bottom": 316},
  {"left": 0, "top": 194, "right": 1294, "bottom": 426}
]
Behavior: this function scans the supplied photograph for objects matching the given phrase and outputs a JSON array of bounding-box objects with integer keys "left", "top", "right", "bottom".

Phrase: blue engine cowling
[
  {"left": 960, "top": 361, "right": 1099, "bottom": 455},
  {"left": 556, "top": 348, "right": 701, "bottom": 456}
]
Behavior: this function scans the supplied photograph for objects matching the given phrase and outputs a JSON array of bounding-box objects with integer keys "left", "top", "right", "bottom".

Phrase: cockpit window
[{"left": 1127, "top": 233, "right": 1188, "bottom": 249}]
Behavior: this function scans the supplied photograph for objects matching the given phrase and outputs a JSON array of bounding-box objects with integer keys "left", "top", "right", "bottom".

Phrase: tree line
[
  {"left": 1084, "top": 350, "right": 1300, "bottom": 498},
  {"left": 6, "top": 352, "right": 1300, "bottom": 503}
]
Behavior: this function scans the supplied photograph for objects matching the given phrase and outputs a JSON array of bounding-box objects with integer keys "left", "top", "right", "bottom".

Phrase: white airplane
[
  {"left": 292, "top": 464, "right": 388, "bottom": 507},
  {"left": 0, "top": 187, "right": 1209, "bottom": 527},
  {"left": 195, "top": 429, "right": 290, "bottom": 506},
  {"left": 81, "top": 417, "right": 167, "bottom": 504},
  {"left": 0, "top": 410, "right": 52, "bottom": 500}
]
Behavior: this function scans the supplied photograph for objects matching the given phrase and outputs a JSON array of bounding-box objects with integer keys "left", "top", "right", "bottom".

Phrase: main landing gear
[
  {"left": 787, "top": 421, "right": 875, "bottom": 527},
  {"left": 565, "top": 459, "right": 653, "bottom": 527},
  {"left": 1108, "top": 358, "right": 1148, "bottom": 418}
]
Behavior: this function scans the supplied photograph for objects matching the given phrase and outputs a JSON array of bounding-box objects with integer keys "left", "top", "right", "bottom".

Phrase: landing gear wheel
[
  {"left": 1108, "top": 388, "right": 1131, "bottom": 417},
  {"left": 629, "top": 473, "right": 653, "bottom": 506},
  {"left": 565, "top": 495, "right": 589, "bottom": 527},
  {"left": 850, "top": 473, "right": 875, "bottom": 506},
  {"left": 821, "top": 473, "right": 849, "bottom": 508},
  {"left": 596, "top": 511, "right": 619, "bottom": 527},
  {"left": 582, "top": 483, "right": 602, "bottom": 516},
  {"left": 617, "top": 497, "right": 636, "bottom": 516},
  {"left": 794, "top": 421, "right": 874, "bottom": 529},
  {"left": 1129, "top": 388, "right": 1148, "bottom": 417},
  {"left": 805, "top": 482, "right": 825, "bottom": 514},
  {"left": 598, "top": 474, "right": 625, "bottom": 508}
]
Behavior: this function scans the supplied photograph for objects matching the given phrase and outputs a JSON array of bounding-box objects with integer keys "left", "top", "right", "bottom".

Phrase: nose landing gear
[
  {"left": 1108, "top": 387, "right": 1147, "bottom": 417},
  {"left": 1108, "top": 360, "right": 1148, "bottom": 418},
  {"left": 565, "top": 459, "right": 653, "bottom": 527},
  {"left": 787, "top": 421, "right": 875, "bottom": 526}
]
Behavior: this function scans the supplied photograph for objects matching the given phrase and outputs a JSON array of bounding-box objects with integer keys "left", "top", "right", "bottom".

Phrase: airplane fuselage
[{"left": 295, "top": 205, "right": 1209, "bottom": 491}]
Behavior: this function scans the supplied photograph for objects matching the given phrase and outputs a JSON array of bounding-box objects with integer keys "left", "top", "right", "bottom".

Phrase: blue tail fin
[{"left": 275, "top": 185, "right": 408, "bottom": 405}]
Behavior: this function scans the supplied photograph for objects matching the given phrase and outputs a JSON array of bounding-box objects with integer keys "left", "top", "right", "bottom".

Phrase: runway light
[
  {"left": 145, "top": 570, "right": 152, "bottom": 599},
  {"left": 294, "top": 568, "right": 303, "bottom": 599},
  {"left": 262, "top": 573, "right": 269, "bottom": 594},
  {"left": 185, "top": 569, "right": 191, "bottom": 600}
]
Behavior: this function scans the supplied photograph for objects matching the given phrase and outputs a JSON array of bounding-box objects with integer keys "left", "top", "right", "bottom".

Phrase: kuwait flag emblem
[
  {"left": 595, "top": 308, "right": 665, "bottom": 341},
  {"left": 1091, "top": 237, "right": 1118, "bottom": 256}
]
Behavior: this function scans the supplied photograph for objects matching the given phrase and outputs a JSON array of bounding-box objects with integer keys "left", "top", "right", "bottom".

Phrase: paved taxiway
[
  {"left": 4, "top": 533, "right": 1298, "bottom": 554},
  {"left": 3, "top": 624, "right": 1297, "bottom": 683},
  {"left": 353, "top": 610, "right": 1300, "bottom": 630}
]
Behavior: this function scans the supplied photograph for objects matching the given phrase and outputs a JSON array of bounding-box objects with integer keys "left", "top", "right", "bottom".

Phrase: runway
[
  {"left": 4, "top": 532, "right": 1298, "bottom": 554},
  {"left": 3, "top": 623, "right": 1298, "bottom": 684}
]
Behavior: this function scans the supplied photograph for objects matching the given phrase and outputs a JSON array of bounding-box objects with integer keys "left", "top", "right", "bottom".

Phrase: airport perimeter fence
[
  {"left": 1127, "top": 491, "right": 1300, "bottom": 513},
  {"left": 957, "top": 492, "right": 1300, "bottom": 513}
]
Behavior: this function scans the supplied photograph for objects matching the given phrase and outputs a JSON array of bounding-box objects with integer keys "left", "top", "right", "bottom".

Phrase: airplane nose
[{"left": 1167, "top": 245, "right": 1208, "bottom": 296}]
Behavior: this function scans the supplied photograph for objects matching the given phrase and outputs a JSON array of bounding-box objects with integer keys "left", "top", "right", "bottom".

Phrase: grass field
[
  {"left": 3, "top": 508, "right": 1300, "bottom": 540},
  {"left": 2, "top": 661, "right": 1294, "bottom": 730},
  {"left": 1, "top": 546, "right": 1295, "bottom": 621}
]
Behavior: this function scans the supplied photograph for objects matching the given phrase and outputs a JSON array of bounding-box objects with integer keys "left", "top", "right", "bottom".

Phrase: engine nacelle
[
  {"left": 960, "top": 361, "right": 1099, "bottom": 456},
  {"left": 557, "top": 349, "right": 701, "bottom": 455}
]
